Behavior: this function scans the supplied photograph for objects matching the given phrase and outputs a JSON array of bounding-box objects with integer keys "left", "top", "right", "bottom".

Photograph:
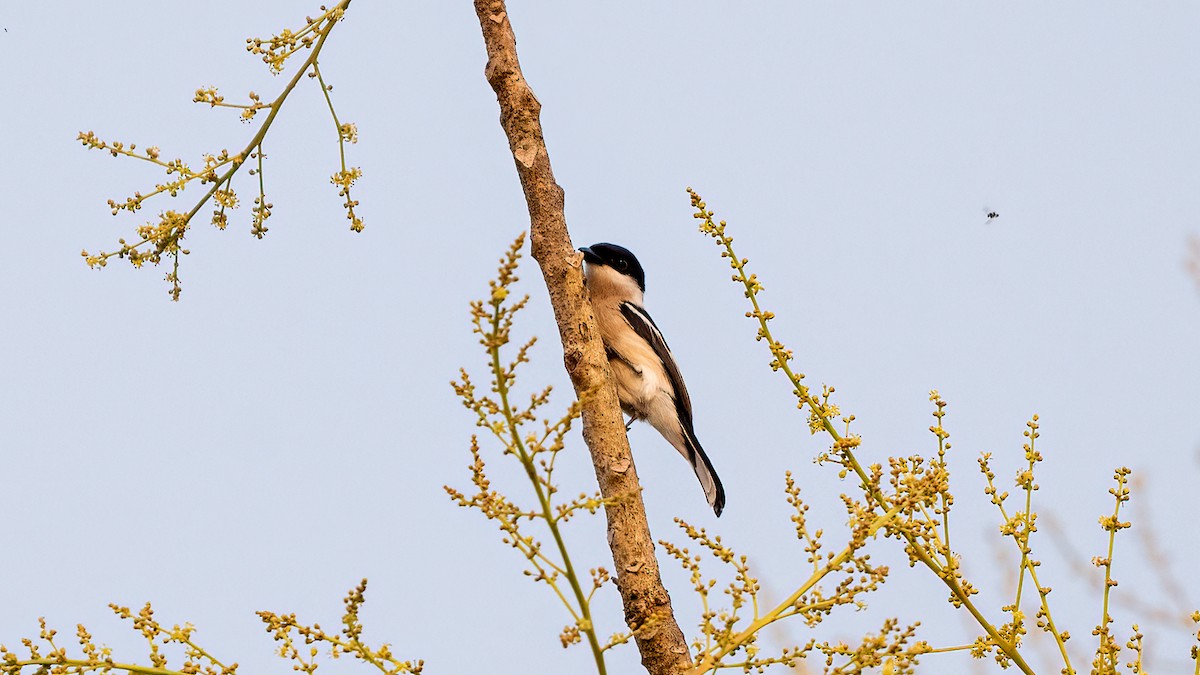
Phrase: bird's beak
[{"left": 578, "top": 246, "right": 601, "bottom": 263}]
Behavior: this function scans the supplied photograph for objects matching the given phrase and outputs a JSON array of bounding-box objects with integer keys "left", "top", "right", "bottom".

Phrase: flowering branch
[
  {"left": 447, "top": 234, "right": 625, "bottom": 673},
  {"left": 78, "top": 1, "right": 361, "bottom": 300}
]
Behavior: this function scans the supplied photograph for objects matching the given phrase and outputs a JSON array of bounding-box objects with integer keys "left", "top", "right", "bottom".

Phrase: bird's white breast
[{"left": 584, "top": 263, "right": 673, "bottom": 420}]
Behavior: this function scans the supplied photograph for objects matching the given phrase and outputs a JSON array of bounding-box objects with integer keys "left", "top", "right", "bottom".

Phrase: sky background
[{"left": 2, "top": 2, "right": 1198, "bottom": 673}]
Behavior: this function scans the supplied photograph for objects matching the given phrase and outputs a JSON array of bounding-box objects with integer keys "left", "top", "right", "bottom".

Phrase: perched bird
[{"left": 579, "top": 243, "right": 725, "bottom": 516}]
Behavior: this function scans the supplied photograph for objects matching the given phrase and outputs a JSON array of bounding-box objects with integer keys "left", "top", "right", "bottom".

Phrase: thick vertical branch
[{"left": 471, "top": 2, "right": 693, "bottom": 673}]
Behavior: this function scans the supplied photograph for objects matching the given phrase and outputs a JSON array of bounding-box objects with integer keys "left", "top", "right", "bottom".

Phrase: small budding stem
[
  {"left": 691, "top": 189, "right": 1037, "bottom": 675},
  {"left": 486, "top": 299, "right": 607, "bottom": 675},
  {"left": 1097, "top": 468, "right": 1131, "bottom": 665},
  {"left": 691, "top": 503, "right": 905, "bottom": 672},
  {"left": 82, "top": 2, "right": 353, "bottom": 299},
  {"left": 4, "top": 659, "right": 185, "bottom": 675}
]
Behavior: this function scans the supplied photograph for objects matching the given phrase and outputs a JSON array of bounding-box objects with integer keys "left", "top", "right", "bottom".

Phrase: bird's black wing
[
  {"left": 619, "top": 299, "right": 720, "bottom": 514},
  {"left": 618, "top": 302, "right": 693, "bottom": 427},
  {"left": 619, "top": 301, "right": 724, "bottom": 516}
]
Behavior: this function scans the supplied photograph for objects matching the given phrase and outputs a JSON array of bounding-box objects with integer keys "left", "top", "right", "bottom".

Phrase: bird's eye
[{"left": 616, "top": 260, "right": 629, "bottom": 271}]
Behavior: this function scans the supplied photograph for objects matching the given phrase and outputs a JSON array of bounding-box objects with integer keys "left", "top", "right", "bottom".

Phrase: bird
[
  {"left": 984, "top": 207, "right": 1000, "bottom": 224},
  {"left": 578, "top": 242, "right": 725, "bottom": 516}
]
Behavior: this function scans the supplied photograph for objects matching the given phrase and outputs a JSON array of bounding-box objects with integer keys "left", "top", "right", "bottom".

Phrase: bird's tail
[{"left": 680, "top": 422, "right": 725, "bottom": 517}]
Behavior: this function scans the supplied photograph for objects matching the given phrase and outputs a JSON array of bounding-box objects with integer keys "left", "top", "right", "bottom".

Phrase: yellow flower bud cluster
[{"left": 77, "top": 1, "right": 361, "bottom": 300}]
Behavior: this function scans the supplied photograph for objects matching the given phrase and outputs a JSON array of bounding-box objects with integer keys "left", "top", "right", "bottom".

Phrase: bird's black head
[{"left": 579, "top": 243, "right": 645, "bottom": 292}]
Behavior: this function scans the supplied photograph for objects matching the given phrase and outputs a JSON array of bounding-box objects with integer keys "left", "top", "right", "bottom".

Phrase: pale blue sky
[{"left": 1, "top": 2, "right": 1198, "bottom": 673}]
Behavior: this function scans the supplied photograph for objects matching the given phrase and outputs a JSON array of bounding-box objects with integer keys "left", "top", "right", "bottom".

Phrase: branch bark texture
[{"left": 471, "top": 3, "right": 693, "bottom": 673}]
